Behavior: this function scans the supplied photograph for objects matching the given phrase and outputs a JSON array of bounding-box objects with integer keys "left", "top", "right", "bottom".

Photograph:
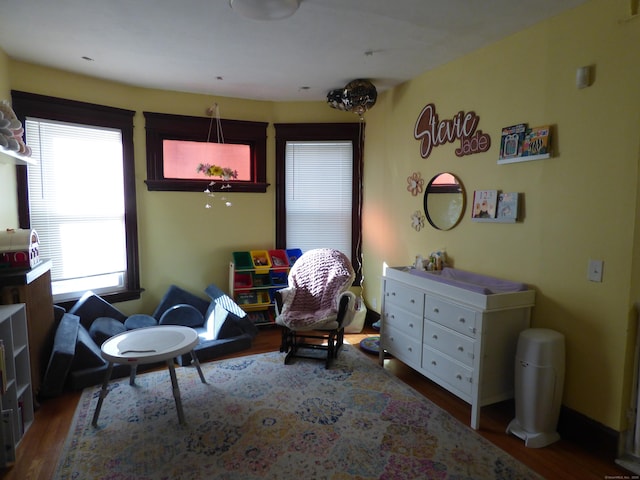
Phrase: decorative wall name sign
[{"left": 414, "top": 103, "right": 491, "bottom": 159}]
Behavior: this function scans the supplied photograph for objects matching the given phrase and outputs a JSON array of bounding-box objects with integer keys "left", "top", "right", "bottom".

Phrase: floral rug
[{"left": 54, "top": 345, "right": 541, "bottom": 480}]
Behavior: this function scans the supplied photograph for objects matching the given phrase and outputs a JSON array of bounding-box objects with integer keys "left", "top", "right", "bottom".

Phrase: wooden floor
[{"left": 2, "top": 325, "right": 633, "bottom": 480}]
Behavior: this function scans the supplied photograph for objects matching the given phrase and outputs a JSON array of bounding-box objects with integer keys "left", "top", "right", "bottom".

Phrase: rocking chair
[{"left": 274, "top": 248, "right": 357, "bottom": 368}]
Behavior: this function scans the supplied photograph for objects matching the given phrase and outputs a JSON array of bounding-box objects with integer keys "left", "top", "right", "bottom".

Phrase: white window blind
[
  {"left": 25, "top": 118, "right": 127, "bottom": 300},
  {"left": 285, "top": 141, "right": 352, "bottom": 256}
]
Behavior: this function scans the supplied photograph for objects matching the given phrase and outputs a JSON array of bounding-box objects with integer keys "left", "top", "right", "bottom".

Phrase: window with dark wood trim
[
  {"left": 274, "top": 122, "right": 364, "bottom": 285},
  {"left": 144, "top": 112, "right": 269, "bottom": 192},
  {"left": 11, "top": 90, "right": 141, "bottom": 307}
]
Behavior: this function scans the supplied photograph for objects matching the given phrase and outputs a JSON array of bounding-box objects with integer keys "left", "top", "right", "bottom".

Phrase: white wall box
[
  {"left": 379, "top": 266, "right": 535, "bottom": 429},
  {"left": 0, "top": 304, "right": 33, "bottom": 467}
]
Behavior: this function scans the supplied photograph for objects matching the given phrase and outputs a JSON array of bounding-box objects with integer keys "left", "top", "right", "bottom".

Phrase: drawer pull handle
[
  {"left": 408, "top": 323, "right": 414, "bottom": 328},
  {"left": 459, "top": 317, "right": 465, "bottom": 323},
  {"left": 432, "top": 334, "right": 438, "bottom": 340},
  {"left": 456, "top": 374, "right": 462, "bottom": 380},
  {"left": 390, "top": 314, "right": 395, "bottom": 319},
  {"left": 407, "top": 347, "right": 412, "bottom": 352},
  {"left": 431, "top": 360, "right": 437, "bottom": 366},
  {"left": 391, "top": 292, "right": 396, "bottom": 296},
  {"left": 457, "top": 346, "right": 464, "bottom": 352},
  {"left": 410, "top": 298, "right": 415, "bottom": 303},
  {"left": 433, "top": 308, "right": 439, "bottom": 313}
]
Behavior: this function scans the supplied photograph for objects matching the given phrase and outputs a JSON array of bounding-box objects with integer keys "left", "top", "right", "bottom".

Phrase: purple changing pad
[{"left": 410, "top": 267, "right": 528, "bottom": 294}]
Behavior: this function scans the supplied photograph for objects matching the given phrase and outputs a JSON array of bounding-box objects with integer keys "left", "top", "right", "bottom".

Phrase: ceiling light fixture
[{"left": 229, "top": 0, "right": 301, "bottom": 20}]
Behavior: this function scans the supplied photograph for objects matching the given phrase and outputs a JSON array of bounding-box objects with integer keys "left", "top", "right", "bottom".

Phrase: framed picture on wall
[{"left": 472, "top": 190, "right": 497, "bottom": 218}]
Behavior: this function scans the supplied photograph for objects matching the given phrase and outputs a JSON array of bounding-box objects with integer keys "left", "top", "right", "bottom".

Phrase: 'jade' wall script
[{"left": 414, "top": 103, "right": 491, "bottom": 159}]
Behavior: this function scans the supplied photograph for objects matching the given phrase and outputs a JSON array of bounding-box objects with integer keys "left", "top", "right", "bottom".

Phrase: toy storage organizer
[{"left": 229, "top": 249, "right": 302, "bottom": 325}]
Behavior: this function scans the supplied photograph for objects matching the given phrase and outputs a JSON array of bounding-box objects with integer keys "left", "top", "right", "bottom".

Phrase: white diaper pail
[{"left": 507, "top": 328, "right": 565, "bottom": 448}]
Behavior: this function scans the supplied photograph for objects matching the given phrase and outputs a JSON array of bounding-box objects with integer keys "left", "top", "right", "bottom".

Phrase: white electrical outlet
[{"left": 588, "top": 259, "right": 604, "bottom": 282}]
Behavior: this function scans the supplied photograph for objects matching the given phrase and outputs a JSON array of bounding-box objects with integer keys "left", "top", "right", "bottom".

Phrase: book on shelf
[
  {"left": 499, "top": 123, "right": 527, "bottom": 159},
  {"left": 472, "top": 190, "right": 498, "bottom": 218},
  {"left": 497, "top": 192, "right": 519, "bottom": 220},
  {"left": 522, "top": 125, "right": 551, "bottom": 157}
]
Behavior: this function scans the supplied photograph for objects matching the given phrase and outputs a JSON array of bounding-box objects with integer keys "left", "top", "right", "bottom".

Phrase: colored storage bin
[
  {"left": 251, "top": 250, "right": 272, "bottom": 273},
  {"left": 270, "top": 271, "right": 288, "bottom": 286},
  {"left": 269, "top": 249, "right": 289, "bottom": 269},
  {"left": 233, "top": 272, "right": 252, "bottom": 289},
  {"left": 286, "top": 248, "right": 303, "bottom": 266},
  {"left": 252, "top": 273, "right": 271, "bottom": 287},
  {"left": 233, "top": 251, "right": 253, "bottom": 270},
  {"left": 235, "top": 291, "right": 257, "bottom": 305}
]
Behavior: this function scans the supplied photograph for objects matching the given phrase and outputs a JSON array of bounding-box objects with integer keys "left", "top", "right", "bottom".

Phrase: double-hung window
[
  {"left": 275, "top": 123, "right": 364, "bottom": 284},
  {"left": 12, "top": 91, "right": 140, "bottom": 306}
]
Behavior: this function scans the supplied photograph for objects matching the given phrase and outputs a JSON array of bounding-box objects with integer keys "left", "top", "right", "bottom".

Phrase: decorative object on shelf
[
  {"left": 411, "top": 210, "right": 425, "bottom": 231},
  {"left": 0, "top": 100, "right": 31, "bottom": 157},
  {"left": 497, "top": 192, "right": 519, "bottom": 221},
  {"left": 200, "top": 103, "right": 234, "bottom": 208},
  {"left": 472, "top": 190, "right": 498, "bottom": 219},
  {"left": 414, "top": 103, "right": 491, "bottom": 159},
  {"left": 522, "top": 125, "right": 550, "bottom": 157},
  {"left": 499, "top": 124, "right": 527, "bottom": 160},
  {"left": 472, "top": 191, "right": 521, "bottom": 223},
  {"left": 326, "top": 79, "right": 377, "bottom": 118},
  {"left": 196, "top": 163, "right": 238, "bottom": 181},
  {"left": 497, "top": 123, "right": 552, "bottom": 164},
  {"left": 406, "top": 171, "right": 424, "bottom": 196},
  {"left": 0, "top": 229, "right": 40, "bottom": 269},
  {"left": 423, "top": 172, "right": 466, "bottom": 231},
  {"left": 229, "top": 0, "right": 301, "bottom": 20}
]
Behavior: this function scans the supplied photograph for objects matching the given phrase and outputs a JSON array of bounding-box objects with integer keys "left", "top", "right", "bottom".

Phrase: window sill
[
  {"left": 56, "top": 288, "right": 144, "bottom": 311},
  {"left": 145, "top": 179, "right": 269, "bottom": 193}
]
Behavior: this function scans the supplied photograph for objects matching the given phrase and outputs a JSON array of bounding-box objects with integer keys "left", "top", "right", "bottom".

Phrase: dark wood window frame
[
  {"left": 11, "top": 90, "right": 141, "bottom": 307},
  {"left": 144, "top": 112, "right": 269, "bottom": 192},
  {"left": 274, "top": 122, "right": 364, "bottom": 285}
]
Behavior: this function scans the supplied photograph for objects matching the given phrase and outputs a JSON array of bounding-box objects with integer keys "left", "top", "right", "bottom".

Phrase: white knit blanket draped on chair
[{"left": 276, "top": 248, "right": 356, "bottom": 330}]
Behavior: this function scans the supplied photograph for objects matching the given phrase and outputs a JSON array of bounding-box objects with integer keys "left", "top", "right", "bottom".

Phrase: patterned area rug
[{"left": 54, "top": 345, "right": 541, "bottom": 479}]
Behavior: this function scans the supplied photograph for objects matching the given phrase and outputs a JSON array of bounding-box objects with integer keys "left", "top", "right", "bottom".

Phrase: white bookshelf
[{"left": 0, "top": 304, "right": 33, "bottom": 467}]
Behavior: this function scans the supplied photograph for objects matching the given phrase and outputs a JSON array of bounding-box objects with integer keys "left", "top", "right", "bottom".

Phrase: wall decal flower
[
  {"left": 411, "top": 210, "right": 425, "bottom": 231},
  {"left": 407, "top": 172, "right": 424, "bottom": 196}
]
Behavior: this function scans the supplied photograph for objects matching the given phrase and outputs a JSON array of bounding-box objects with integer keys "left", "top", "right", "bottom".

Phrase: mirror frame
[{"left": 423, "top": 172, "right": 466, "bottom": 231}]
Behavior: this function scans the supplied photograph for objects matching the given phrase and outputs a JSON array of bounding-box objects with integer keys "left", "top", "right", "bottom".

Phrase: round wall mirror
[{"left": 423, "top": 172, "right": 466, "bottom": 230}]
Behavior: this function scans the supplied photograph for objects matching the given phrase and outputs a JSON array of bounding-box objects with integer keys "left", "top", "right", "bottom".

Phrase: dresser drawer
[
  {"left": 423, "top": 320, "right": 476, "bottom": 368},
  {"left": 422, "top": 345, "right": 473, "bottom": 397},
  {"left": 384, "top": 301, "right": 422, "bottom": 337},
  {"left": 424, "top": 295, "right": 477, "bottom": 338},
  {"left": 384, "top": 279, "right": 424, "bottom": 317},
  {"left": 381, "top": 323, "right": 422, "bottom": 369}
]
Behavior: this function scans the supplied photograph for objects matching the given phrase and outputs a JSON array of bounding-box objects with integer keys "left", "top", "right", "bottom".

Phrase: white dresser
[{"left": 379, "top": 266, "right": 535, "bottom": 429}]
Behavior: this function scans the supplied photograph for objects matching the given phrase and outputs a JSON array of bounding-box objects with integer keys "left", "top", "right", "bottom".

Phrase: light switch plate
[{"left": 588, "top": 259, "right": 603, "bottom": 282}]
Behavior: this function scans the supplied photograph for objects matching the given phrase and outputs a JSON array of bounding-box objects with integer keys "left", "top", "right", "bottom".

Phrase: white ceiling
[{"left": 0, "top": 0, "right": 588, "bottom": 102}]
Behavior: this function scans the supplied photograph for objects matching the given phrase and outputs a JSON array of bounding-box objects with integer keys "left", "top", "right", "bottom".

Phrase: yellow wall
[
  {"left": 362, "top": 0, "right": 640, "bottom": 431},
  {"left": 1, "top": 0, "right": 639, "bottom": 432}
]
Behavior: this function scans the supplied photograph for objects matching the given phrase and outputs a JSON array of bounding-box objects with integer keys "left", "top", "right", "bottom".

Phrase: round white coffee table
[{"left": 91, "top": 325, "right": 206, "bottom": 427}]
